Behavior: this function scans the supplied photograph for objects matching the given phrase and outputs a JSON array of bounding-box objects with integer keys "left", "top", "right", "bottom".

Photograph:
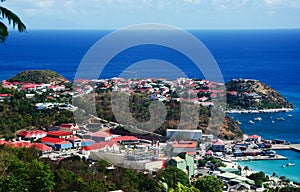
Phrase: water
[
  {"left": 238, "top": 150, "right": 300, "bottom": 182},
  {"left": 1, "top": 29, "right": 300, "bottom": 181}
]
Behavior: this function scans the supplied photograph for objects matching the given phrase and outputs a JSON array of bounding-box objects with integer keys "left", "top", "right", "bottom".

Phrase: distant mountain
[
  {"left": 226, "top": 79, "right": 293, "bottom": 110},
  {"left": 8, "top": 70, "right": 68, "bottom": 84}
]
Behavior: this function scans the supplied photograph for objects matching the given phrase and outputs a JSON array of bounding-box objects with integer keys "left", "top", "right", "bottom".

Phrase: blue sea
[{"left": 0, "top": 29, "right": 300, "bottom": 181}]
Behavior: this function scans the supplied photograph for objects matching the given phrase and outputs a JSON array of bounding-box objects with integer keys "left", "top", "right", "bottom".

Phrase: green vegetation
[
  {"left": 247, "top": 171, "right": 268, "bottom": 186},
  {"left": 226, "top": 79, "right": 293, "bottom": 110},
  {"left": 0, "top": 0, "right": 26, "bottom": 43},
  {"left": 156, "top": 166, "right": 190, "bottom": 189},
  {"left": 8, "top": 70, "right": 67, "bottom": 84},
  {"left": 0, "top": 146, "right": 200, "bottom": 192},
  {"left": 198, "top": 156, "right": 226, "bottom": 168},
  {"left": 193, "top": 175, "right": 223, "bottom": 192},
  {"left": 93, "top": 91, "right": 242, "bottom": 139},
  {"left": 0, "top": 85, "right": 74, "bottom": 136}
]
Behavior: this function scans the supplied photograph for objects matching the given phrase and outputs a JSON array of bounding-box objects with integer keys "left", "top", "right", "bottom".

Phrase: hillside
[
  {"left": 8, "top": 70, "right": 68, "bottom": 84},
  {"left": 74, "top": 92, "right": 243, "bottom": 140},
  {"left": 226, "top": 79, "right": 293, "bottom": 110}
]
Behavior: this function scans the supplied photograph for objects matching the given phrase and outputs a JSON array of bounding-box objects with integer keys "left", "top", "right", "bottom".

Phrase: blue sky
[{"left": 2, "top": 0, "right": 300, "bottom": 30}]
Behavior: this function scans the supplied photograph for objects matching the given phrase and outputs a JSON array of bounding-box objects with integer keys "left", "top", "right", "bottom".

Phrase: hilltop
[
  {"left": 226, "top": 79, "right": 293, "bottom": 110},
  {"left": 8, "top": 70, "right": 68, "bottom": 84}
]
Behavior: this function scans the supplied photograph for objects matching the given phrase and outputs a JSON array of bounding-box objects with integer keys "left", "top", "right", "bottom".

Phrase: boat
[
  {"left": 236, "top": 121, "right": 242, "bottom": 125},
  {"left": 271, "top": 120, "right": 275, "bottom": 124},
  {"left": 254, "top": 117, "right": 262, "bottom": 121},
  {"left": 277, "top": 117, "right": 285, "bottom": 121},
  {"left": 282, "top": 163, "right": 295, "bottom": 167},
  {"left": 248, "top": 120, "right": 254, "bottom": 124},
  {"left": 286, "top": 163, "right": 295, "bottom": 167},
  {"left": 287, "top": 114, "right": 293, "bottom": 117}
]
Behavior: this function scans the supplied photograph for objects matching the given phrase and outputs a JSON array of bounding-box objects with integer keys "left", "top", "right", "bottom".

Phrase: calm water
[
  {"left": 238, "top": 150, "right": 300, "bottom": 182},
  {"left": 0, "top": 29, "right": 300, "bottom": 181}
]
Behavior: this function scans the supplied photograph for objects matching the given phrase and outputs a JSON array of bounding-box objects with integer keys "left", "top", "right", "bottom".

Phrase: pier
[{"left": 270, "top": 144, "right": 300, "bottom": 152}]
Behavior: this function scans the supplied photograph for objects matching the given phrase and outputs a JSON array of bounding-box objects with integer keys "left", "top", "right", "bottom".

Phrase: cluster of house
[
  {"left": 73, "top": 77, "right": 226, "bottom": 107},
  {"left": 2, "top": 80, "right": 66, "bottom": 92},
  {"left": 227, "top": 79, "right": 263, "bottom": 104},
  {"left": 0, "top": 123, "right": 160, "bottom": 161}
]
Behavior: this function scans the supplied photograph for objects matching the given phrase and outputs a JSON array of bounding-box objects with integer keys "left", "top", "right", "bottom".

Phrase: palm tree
[{"left": 0, "top": 0, "right": 26, "bottom": 43}]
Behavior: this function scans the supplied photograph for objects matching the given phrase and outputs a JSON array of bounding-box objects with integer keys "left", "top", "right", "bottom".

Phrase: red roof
[
  {"left": 86, "top": 130, "right": 111, "bottom": 137},
  {"left": 82, "top": 141, "right": 118, "bottom": 151},
  {"left": 31, "top": 143, "right": 52, "bottom": 151},
  {"left": 249, "top": 134, "right": 260, "bottom": 139},
  {"left": 213, "top": 139, "right": 224, "bottom": 146},
  {"left": 205, "top": 150, "right": 213, "bottom": 155},
  {"left": 172, "top": 141, "right": 197, "bottom": 148},
  {"left": 60, "top": 123, "right": 80, "bottom": 130},
  {"left": 111, "top": 136, "right": 139, "bottom": 142},
  {"left": 47, "top": 131, "right": 73, "bottom": 137},
  {"left": 0, "top": 140, "right": 8, "bottom": 145},
  {"left": 17, "top": 130, "right": 46, "bottom": 138},
  {"left": 0, "top": 93, "right": 13, "bottom": 97},
  {"left": 68, "top": 136, "right": 82, "bottom": 141},
  {"left": 41, "top": 137, "right": 66, "bottom": 144},
  {"left": 5, "top": 141, "right": 32, "bottom": 148}
]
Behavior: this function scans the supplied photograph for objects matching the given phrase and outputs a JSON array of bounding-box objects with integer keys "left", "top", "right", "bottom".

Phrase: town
[{"left": 0, "top": 77, "right": 299, "bottom": 191}]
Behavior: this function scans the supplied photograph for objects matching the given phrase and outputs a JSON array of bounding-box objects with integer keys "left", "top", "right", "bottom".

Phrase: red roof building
[
  {"left": 31, "top": 143, "right": 52, "bottom": 154},
  {"left": 111, "top": 136, "right": 139, "bottom": 144},
  {"left": 47, "top": 131, "right": 73, "bottom": 138},
  {"left": 60, "top": 123, "right": 79, "bottom": 134},
  {"left": 17, "top": 130, "right": 47, "bottom": 140}
]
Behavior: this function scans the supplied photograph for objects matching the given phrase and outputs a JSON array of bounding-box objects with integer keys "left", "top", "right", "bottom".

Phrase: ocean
[{"left": 0, "top": 29, "right": 300, "bottom": 181}]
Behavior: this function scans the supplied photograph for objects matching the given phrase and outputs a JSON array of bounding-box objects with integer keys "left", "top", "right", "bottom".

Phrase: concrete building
[{"left": 168, "top": 154, "right": 195, "bottom": 177}]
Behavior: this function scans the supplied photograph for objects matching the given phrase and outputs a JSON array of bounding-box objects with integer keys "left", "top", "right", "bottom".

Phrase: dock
[
  {"left": 270, "top": 144, "right": 300, "bottom": 152},
  {"left": 290, "top": 144, "right": 300, "bottom": 152},
  {"left": 230, "top": 154, "right": 287, "bottom": 162}
]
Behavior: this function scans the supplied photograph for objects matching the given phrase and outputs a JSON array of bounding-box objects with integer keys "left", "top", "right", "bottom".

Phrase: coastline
[{"left": 225, "top": 108, "right": 293, "bottom": 114}]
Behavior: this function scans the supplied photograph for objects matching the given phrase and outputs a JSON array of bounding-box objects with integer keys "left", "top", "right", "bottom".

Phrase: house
[
  {"left": 67, "top": 136, "right": 82, "bottom": 148},
  {"left": 81, "top": 139, "right": 95, "bottom": 147},
  {"left": 205, "top": 150, "right": 213, "bottom": 157},
  {"left": 111, "top": 136, "right": 139, "bottom": 145},
  {"left": 212, "top": 139, "right": 225, "bottom": 152},
  {"left": 246, "top": 134, "right": 261, "bottom": 143},
  {"left": 41, "top": 137, "right": 65, "bottom": 148},
  {"left": 168, "top": 153, "right": 195, "bottom": 177},
  {"left": 47, "top": 131, "right": 73, "bottom": 139},
  {"left": 0, "top": 93, "right": 13, "bottom": 101},
  {"left": 60, "top": 123, "right": 80, "bottom": 134},
  {"left": 31, "top": 143, "right": 52, "bottom": 155},
  {"left": 166, "top": 129, "right": 202, "bottom": 141},
  {"left": 17, "top": 130, "right": 47, "bottom": 140},
  {"left": 80, "top": 141, "right": 120, "bottom": 156},
  {"left": 84, "top": 130, "right": 112, "bottom": 142},
  {"left": 171, "top": 140, "right": 197, "bottom": 154}
]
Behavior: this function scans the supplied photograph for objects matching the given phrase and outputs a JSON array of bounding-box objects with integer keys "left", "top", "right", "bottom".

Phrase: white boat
[
  {"left": 254, "top": 117, "right": 262, "bottom": 121},
  {"left": 271, "top": 120, "right": 275, "bottom": 124},
  {"left": 286, "top": 163, "right": 295, "bottom": 167},
  {"left": 248, "top": 120, "right": 254, "bottom": 124},
  {"left": 277, "top": 117, "right": 285, "bottom": 121},
  {"left": 287, "top": 114, "right": 293, "bottom": 117}
]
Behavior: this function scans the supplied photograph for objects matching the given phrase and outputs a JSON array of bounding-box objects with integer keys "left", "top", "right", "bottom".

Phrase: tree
[
  {"left": 0, "top": 0, "right": 26, "bottom": 43},
  {"left": 156, "top": 167, "right": 190, "bottom": 190},
  {"left": 243, "top": 166, "right": 249, "bottom": 175},
  {"left": 194, "top": 175, "right": 223, "bottom": 192}
]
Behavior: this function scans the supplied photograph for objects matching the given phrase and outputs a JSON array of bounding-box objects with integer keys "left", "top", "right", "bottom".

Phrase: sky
[{"left": 2, "top": 0, "right": 300, "bottom": 30}]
